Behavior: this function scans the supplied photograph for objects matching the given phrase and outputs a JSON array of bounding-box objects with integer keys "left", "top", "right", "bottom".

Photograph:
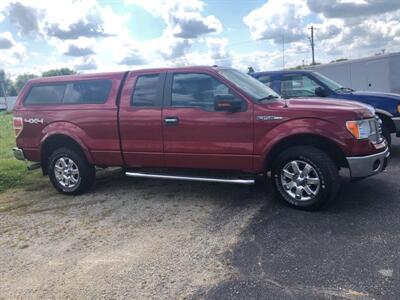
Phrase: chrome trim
[
  {"left": 54, "top": 157, "right": 81, "bottom": 189},
  {"left": 125, "top": 172, "right": 255, "bottom": 185},
  {"left": 27, "top": 162, "right": 41, "bottom": 171},
  {"left": 280, "top": 160, "right": 320, "bottom": 201},
  {"left": 12, "top": 147, "right": 25, "bottom": 161},
  {"left": 375, "top": 109, "right": 393, "bottom": 117},
  {"left": 346, "top": 148, "right": 389, "bottom": 178}
]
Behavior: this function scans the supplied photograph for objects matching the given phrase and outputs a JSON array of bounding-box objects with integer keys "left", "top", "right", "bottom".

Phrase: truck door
[
  {"left": 162, "top": 71, "right": 254, "bottom": 170},
  {"left": 119, "top": 71, "right": 166, "bottom": 167}
]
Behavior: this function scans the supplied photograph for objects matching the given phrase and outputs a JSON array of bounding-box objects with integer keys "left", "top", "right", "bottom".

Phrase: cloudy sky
[{"left": 1, "top": 0, "right": 400, "bottom": 78}]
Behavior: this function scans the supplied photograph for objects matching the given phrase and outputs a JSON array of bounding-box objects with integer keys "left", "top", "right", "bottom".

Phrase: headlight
[
  {"left": 346, "top": 119, "right": 374, "bottom": 139},
  {"left": 397, "top": 104, "right": 400, "bottom": 114}
]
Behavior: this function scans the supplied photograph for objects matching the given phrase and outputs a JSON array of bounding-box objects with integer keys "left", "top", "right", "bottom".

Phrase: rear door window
[
  {"left": 131, "top": 74, "right": 162, "bottom": 107},
  {"left": 24, "top": 84, "right": 66, "bottom": 105}
]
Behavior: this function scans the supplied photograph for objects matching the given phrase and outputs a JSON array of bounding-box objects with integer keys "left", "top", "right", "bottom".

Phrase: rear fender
[{"left": 40, "top": 121, "right": 94, "bottom": 164}]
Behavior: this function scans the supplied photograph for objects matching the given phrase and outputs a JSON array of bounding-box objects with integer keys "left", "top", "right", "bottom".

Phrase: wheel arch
[
  {"left": 264, "top": 133, "right": 348, "bottom": 171},
  {"left": 376, "top": 112, "right": 396, "bottom": 133},
  {"left": 40, "top": 134, "right": 93, "bottom": 175}
]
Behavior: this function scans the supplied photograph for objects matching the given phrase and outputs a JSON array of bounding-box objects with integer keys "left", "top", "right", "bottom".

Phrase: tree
[
  {"left": 42, "top": 68, "right": 77, "bottom": 77},
  {"left": 0, "top": 70, "right": 17, "bottom": 97},
  {"left": 14, "top": 73, "right": 38, "bottom": 93}
]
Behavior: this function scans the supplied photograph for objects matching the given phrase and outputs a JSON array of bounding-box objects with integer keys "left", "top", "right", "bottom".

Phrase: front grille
[{"left": 369, "top": 116, "right": 383, "bottom": 144}]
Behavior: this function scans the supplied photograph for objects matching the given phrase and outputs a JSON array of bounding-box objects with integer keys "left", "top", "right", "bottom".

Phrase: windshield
[
  {"left": 312, "top": 72, "right": 343, "bottom": 91},
  {"left": 219, "top": 69, "right": 280, "bottom": 101}
]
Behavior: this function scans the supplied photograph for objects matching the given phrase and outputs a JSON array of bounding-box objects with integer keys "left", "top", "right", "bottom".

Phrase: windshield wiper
[
  {"left": 335, "top": 87, "right": 354, "bottom": 93},
  {"left": 257, "top": 95, "right": 279, "bottom": 102}
]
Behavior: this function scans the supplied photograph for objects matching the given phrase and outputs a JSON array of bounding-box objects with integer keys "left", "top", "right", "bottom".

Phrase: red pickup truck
[{"left": 12, "top": 66, "right": 389, "bottom": 210}]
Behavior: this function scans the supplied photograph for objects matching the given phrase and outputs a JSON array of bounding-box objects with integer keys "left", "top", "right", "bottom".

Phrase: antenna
[{"left": 282, "top": 33, "right": 285, "bottom": 70}]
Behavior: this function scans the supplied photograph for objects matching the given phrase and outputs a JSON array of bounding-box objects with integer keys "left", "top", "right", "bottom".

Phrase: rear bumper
[
  {"left": 13, "top": 147, "right": 25, "bottom": 161},
  {"left": 346, "top": 148, "right": 389, "bottom": 179},
  {"left": 392, "top": 117, "right": 400, "bottom": 136}
]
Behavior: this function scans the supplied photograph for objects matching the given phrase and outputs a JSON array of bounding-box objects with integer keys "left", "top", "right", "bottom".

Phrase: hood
[
  {"left": 349, "top": 91, "right": 400, "bottom": 116},
  {"left": 351, "top": 91, "right": 400, "bottom": 101},
  {"left": 284, "top": 98, "right": 374, "bottom": 119}
]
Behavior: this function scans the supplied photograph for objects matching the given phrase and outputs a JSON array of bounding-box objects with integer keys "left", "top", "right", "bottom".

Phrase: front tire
[
  {"left": 271, "top": 146, "right": 340, "bottom": 211},
  {"left": 382, "top": 123, "right": 392, "bottom": 146},
  {"left": 48, "top": 147, "right": 95, "bottom": 195}
]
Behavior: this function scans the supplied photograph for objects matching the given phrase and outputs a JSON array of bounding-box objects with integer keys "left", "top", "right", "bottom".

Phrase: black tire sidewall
[
  {"left": 382, "top": 124, "right": 392, "bottom": 146},
  {"left": 48, "top": 148, "right": 94, "bottom": 195},
  {"left": 272, "top": 147, "right": 337, "bottom": 210}
]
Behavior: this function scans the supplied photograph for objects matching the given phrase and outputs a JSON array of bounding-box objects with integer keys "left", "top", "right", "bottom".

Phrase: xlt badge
[{"left": 256, "top": 115, "right": 283, "bottom": 121}]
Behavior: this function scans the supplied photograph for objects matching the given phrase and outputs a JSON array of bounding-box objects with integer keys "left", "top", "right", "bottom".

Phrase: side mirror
[
  {"left": 315, "top": 86, "right": 329, "bottom": 97},
  {"left": 214, "top": 94, "right": 242, "bottom": 112}
]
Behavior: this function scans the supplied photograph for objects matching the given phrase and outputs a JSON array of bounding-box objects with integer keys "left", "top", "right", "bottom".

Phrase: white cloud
[
  {"left": 307, "top": 0, "right": 400, "bottom": 19},
  {"left": 3, "top": 0, "right": 400, "bottom": 77},
  {"left": 0, "top": 32, "right": 15, "bottom": 49},
  {"left": 242, "top": 0, "right": 400, "bottom": 68},
  {"left": 2, "top": 0, "right": 129, "bottom": 40},
  {"left": 0, "top": 31, "right": 26, "bottom": 70},
  {"left": 243, "top": 0, "right": 310, "bottom": 44},
  {"left": 127, "top": 0, "right": 222, "bottom": 39},
  {"left": 74, "top": 56, "right": 97, "bottom": 70}
]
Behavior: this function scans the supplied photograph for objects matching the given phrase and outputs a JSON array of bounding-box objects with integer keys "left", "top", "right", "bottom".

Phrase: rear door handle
[{"left": 164, "top": 116, "right": 179, "bottom": 126}]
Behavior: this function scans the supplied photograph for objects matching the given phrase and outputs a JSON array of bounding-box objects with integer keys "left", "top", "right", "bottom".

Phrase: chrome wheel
[
  {"left": 54, "top": 157, "right": 80, "bottom": 189},
  {"left": 280, "top": 160, "right": 320, "bottom": 201}
]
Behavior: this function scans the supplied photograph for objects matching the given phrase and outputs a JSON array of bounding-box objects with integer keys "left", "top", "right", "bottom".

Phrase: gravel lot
[
  {"left": 0, "top": 168, "right": 264, "bottom": 299},
  {"left": 1, "top": 139, "right": 399, "bottom": 299}
]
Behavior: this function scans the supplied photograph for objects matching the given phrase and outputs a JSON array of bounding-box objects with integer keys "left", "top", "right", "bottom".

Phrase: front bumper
[
  {"left": 346, "top": 148, "right": 389, "bottom": 179},
  {"left": 12, "top": 147, "right": 25, "bottom": 161},
  {"left": 392, "top": 116, "right": 400, "bottom": 136}
]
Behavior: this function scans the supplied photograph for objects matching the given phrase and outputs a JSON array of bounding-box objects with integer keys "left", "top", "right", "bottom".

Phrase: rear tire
[
  {"left": 48, "top": 147, "right": 95, "bottom": 195},
  {"left": 271, "top": 146, "right": 340, "bottom": 211}
]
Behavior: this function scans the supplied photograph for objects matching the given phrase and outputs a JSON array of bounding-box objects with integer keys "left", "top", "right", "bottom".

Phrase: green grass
[{"left": 0, "top": 112, "right": 43, "bottom": 192}]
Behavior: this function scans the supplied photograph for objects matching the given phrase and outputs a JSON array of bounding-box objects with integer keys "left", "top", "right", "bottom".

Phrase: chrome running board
[{"left": 125, "top": 171, "right": 255, "bottom": 185}]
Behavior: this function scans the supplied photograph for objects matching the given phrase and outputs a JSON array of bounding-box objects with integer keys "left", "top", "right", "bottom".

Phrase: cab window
[
  {"left": 280, "top": 75, "right": 322, "bottom": 98},
  {"left": 257, "top": 75, "right": 273, "bottom": 88}
]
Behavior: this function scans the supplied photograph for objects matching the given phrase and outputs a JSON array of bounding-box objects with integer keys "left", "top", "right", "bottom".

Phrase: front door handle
[{"left": 164, "top": 116, "right": 179, "bottom": 126}]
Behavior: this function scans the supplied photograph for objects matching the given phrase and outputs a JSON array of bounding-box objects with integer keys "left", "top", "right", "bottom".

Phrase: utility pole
[{"left": 309, "top": 26, "right": 316, "bottom": 65}]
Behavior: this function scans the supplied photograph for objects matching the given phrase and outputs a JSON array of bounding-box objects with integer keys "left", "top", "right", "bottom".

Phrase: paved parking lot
[
  {"left": 0, "top": 139, "right": 399, "bottom": 299},
  {"left": 201, "top": 139, "right": 400, "bottom": 300}
]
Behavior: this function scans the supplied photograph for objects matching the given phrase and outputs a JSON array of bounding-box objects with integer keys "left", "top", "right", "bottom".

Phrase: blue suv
[{"left": 251, "top": 70, "right": 400, "bottom": 144}]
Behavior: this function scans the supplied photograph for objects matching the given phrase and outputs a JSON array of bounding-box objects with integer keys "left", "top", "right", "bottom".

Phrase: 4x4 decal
[{"left": 24, "top": 118, "right": 44, "bottom": 124}]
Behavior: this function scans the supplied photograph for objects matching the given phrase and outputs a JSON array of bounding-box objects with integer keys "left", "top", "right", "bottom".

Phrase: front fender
[
  {"left": 254, "top": 118, "right": 353, "bottom": 171},
  {"left": 40, "top": 121, "right": 94, "bottom": 164}
]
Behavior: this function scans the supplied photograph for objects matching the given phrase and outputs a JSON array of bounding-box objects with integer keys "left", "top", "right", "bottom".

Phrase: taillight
[{"left": 13, "top": 117, "right": 23, "bottom": 137}]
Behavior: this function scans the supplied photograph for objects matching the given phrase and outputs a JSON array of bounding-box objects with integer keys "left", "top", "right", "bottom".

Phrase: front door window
[{"left": 281, "top": 75, "right": 322, "bottom": 98}]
